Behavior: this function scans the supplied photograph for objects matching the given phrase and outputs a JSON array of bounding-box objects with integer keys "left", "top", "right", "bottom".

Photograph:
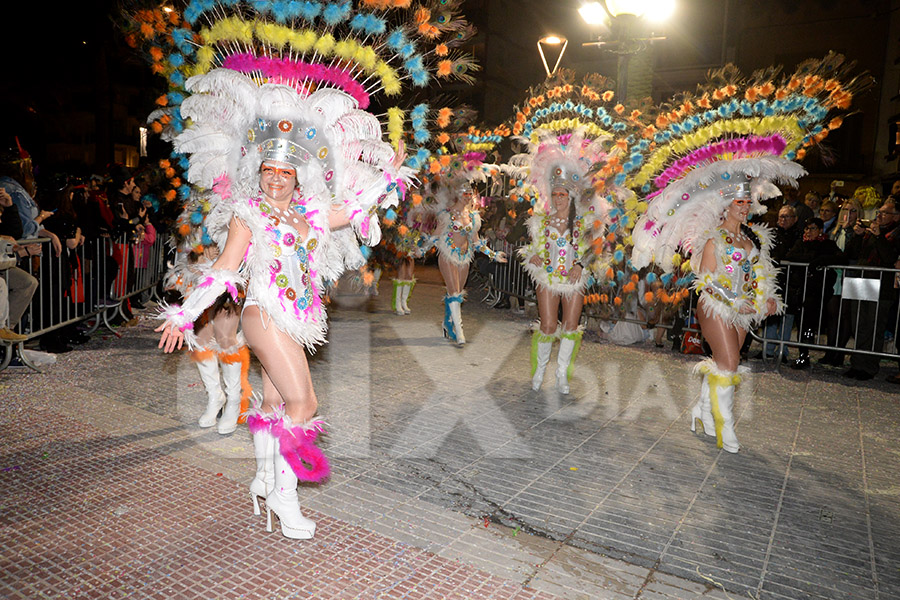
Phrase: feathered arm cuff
[
  {"left": 158, "top": 265, "right": 245, "bottom": 341},
  {"left": 473, "top": 238, "right": 499, "bottom": 260}
]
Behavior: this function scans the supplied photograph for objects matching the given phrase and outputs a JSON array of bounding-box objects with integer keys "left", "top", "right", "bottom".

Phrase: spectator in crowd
[
  {"left": 803, "top": 191, "right": 822, "bottom": 220},
  {"left": 783, "top": 218, "right": 845, "bottom": 369},
  {"left": 841, "top": 198, "right": 900, "bottom": 380},
  {"left": 758, "top": 204, "right": 801, "bottom": 359},
  {"left": 819, "top": 200, "right": 839, "bottom": 238},
  {"left": 0, "top": 155, "right": 62, "bottom": 257},
  {"left": 818, "top": 196, "right": 862, "bottom": 367},
  {"left": 785, "top": 187, "right": 813, "bottom": 226},
  {"left": 0, "top": 188, "right": 38, "bottom": 340}
]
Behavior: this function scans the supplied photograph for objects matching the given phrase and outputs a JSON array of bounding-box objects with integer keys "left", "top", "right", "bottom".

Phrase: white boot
[
  {"left": 707, "top": 368, "right": 741, "bottom": 453},
  {"left": 531, "top": 329, "right": 556, "bottom": 391},
  {"left": 391, "top": 279, "right": 405, "bottom": 315},
  {"left": 265, "top": 416, "right": 329, "bottom": 540},
  {"left": 448, "top": 297, "right": 465, "bottom": 345},
  {"left": 248, "top": 415, "right": 274, "bottom": 516},
  {"left": 217, "top": 359, "right": 243, "bottom": 434},
  {"left": 400, "top": 279, "right": 414, "bottom": 314},
  {"left": 555, "top": 329, "right": 583, "bottom": 394},
  {"left": 194, "top": 355, "right": 225, "bottom": 428},
  {"left": 690, "top": 368, "right": 716, "bottom": 437}
]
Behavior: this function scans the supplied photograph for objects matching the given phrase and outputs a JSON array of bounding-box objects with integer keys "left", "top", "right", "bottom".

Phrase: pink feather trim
[
  {"left": 246, "top": 413, "right": 272, "bottom": 434},
  {"left": 271, "top": 418, "right": 330, "bottom": 483},
  {"left": 655, "top": 135, "right": 787, "bottom": 190},
  {"left": 223, "top": 53, "right": 370, "bottom": 108}
]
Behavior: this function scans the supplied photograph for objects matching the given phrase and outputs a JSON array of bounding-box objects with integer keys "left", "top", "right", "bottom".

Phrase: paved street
[{"left": 2, "top": 265, "right": 898, "bottom": 599}]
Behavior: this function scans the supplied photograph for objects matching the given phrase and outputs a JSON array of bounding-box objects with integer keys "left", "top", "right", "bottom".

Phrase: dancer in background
[{"left": 630, "top": 54, "right": 869, "bottom": 452}]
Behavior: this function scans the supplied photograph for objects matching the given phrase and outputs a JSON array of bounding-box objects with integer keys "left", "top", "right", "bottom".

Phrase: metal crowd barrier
[
  {"left": 480, "top": 254, "right": 900, "bottom": 370},
  {"left": 1, "top": 232, "right": 169, "bottom": 372}
]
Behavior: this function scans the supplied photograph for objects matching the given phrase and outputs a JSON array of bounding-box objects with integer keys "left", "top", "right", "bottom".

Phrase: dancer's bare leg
[
  {"left": 696, "top": 309, "right": 743, "bottom": 372},
  {"left": 398, "top": 257, "right": 414, "bottom": 280},
  {"left": 561, "top": 292, "right": 584, "bottom": 332},
  {"left": 241, "top": 306, "right": 318, "bottom": 421},
  {"left": 439, "top": 255, "right": 468, "bottom": 295},
  {"left": 536, "top": 285, "right": 560, "bottom": 335},
  {"left": 211, "top": 308, "right": 241, "bottom": 349}
]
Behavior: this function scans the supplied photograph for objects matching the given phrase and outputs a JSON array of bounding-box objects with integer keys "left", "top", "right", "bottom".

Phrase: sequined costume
[
  {"left": 433, "top": 208, "right": 498, "bottom": 267},
  {"left": 691, "top": 225, "right": 782, "bottom": 331}
]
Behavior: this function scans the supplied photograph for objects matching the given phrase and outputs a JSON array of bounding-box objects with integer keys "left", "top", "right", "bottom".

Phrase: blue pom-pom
[
  {"left": 645, "top": 272, "right": 657, "bottom": 284},
  {"left": 297, "top": 1, "right": 322, "bottom": 21},
  {"left": 178, "top": 184, "right": 191, "bottom": 199},
  {"left": 616, "top": 270, "right": 626, "bottom": 281},
  {"left": 201, "top": 233, "right": 213, "bottom": 246},
  {"left": 384, "top": 208, "right": 397, "bottom": 222},
  {"left": 322, "top": 0, "right": 350, "bottom": 25},
  {"left": 411, "top": 103, "right": 429, "bottom": 118},
  {"left": 359, "top": 245, "right": 372, "bottom": 259},
  {"left": 414, "top": 129, "right": 431, "bottom": 143},
  {"left": 661, "top": 273, "right": 673, "bottom": 285},
  {"left": 190, "top": 211, "right": 204, "bottom": 225}
]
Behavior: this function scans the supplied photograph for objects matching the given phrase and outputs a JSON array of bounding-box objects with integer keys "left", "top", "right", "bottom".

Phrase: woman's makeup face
[
  {"left": 727, "top": 197, "right": 752, "bottom": 222},
  {"left": 551, "top": 187, "right": 570, "bottom": 213},
  {"left": 260, "top": 162, "right": 298, "bottom": 203}
]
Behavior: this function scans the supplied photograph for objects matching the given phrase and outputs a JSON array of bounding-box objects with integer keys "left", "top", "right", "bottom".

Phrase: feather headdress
[{"left": 628, "top": 53, "right": 872, "bottom": 272}]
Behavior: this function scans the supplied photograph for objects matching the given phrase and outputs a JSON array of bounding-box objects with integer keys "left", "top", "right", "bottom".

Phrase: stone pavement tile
[
  {"left": 529, "top": 544, "right": 650, "bottom": 600},
  {"left": 659, "top": 555, "right": 760, "bottom": 597},
  {"left": 436, "top": 524, "right": 558, "bottom": 581},
  {"left": 763, "top": 552, "right": 877, "bottom": 598},
  {"left": 638, "top": 570, "right": 732, "bottom": 599},
  {"left": 761, "top": 573, "right": 876, "bottom": 600}
]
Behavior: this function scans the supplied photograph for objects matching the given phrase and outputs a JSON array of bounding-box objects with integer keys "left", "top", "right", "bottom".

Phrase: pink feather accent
[
  {"left": 271, "top": 418, "right": 330, "bottom": 483},
  {"left": 246, "top": 413, "right": 272, "bottom": 434},
  {"left": 655, "top": 135, "right": 787, "bottom": 190},
  {"left": 213, "top": 174, "right": 232, "bottom": 200},
  {"left": 225, "top": 282, "right": 240, "bottom": 302},
  {"left": 198, "top": 276, "right": 216, "bottom": 288},
  {"left": 223, "top": 53, "right": 370, "bottom": 108}
]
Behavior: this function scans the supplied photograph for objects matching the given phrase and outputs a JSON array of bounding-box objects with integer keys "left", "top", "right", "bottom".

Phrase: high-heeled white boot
[
  {"left": 217, "top": 356, "right": 245, "bottom": 435},
  {"left": 246, "top": 409, "right": 275, "bottom": 516},
  {"left": 266, "top": 416, "right": 330, "bottom": 539},
  {"left": 706, "top": 365, "right": 742, "bottom": 453},
  {"left": 690, "top": 360, "right": 716, "bottom": 437},
  {"left": 194, "top": 351, "right": 225, "bottom": 428},
  {"left": 555, "top": 328, "right": 583, "bottom": 394},
  {"left": 531, "top": 329, "right": 557, "bottom": 391}
]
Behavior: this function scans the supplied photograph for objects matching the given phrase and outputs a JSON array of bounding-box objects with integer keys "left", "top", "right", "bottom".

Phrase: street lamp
[
  {"left": 537, "top": 35, "right": 569, "bottom": 78},
  {"left": 579, "top": 1, "right": 673, "bottom": 102}
]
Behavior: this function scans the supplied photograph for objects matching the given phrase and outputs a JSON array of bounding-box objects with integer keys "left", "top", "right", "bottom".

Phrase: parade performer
[
  {"left": 629, "top": 54, "right": 869, "bottom": 452},
  {"left": 386, "top": 202, "right": 432, "bottom": 315},
  {"left": 505, "top": 71, "right": 631, "bottom": 394},
  {"left": 143, "top": 0, "right": 477, "bottom": 539},
  {"left": 166, "top": 191, "right": 251, "bottom": 434},
  {"left": 431, "top": 163, "right": 507, "bottom": 345}
]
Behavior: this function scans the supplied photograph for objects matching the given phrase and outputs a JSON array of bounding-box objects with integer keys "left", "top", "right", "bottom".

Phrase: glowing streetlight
[
  {"left": 537, "top": 35, "right": 569, "bottom": 78},
  {"left": 579, "top": 1, "right": 674, "bottom": 102}
]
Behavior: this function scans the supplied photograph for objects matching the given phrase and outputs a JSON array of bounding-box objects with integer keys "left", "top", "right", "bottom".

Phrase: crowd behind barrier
[
  {"left": 0, "top": 232, "right": 169, "bottom": 372},
  {"left": 480, "top": 252, "right": 900, "bottom": 368}
]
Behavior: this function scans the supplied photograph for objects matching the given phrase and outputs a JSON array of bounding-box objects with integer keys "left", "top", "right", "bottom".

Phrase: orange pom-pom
[
  {"left": 631, "top": 273, "right": 639, "bottom": 283},
  {"left": 165, "top": 168, "right": 176, "bottom": 179},
  {"left": 435, "top": 43, "right": 448, "bottom": 56},
  {"left": 614, "top": 296, "right": 623, "bottom": 306},
  {"left": 398, "top": 225, "right": 409, "bottom": 235},
  {"left": 151, "top": 121, "right": 164, "bottom": 134},
  {"left": 178, "top": 224, "right": 191, "bottom": 236},
  {"left": 600, "top": 294, "right": 609, "bottom": 303},
  {"left": 644, "top": 292, "right": 654, "bottom": 304},
  {"left": 164, "top": 190, "right": 177, "bottom": 201},
  {"left": 159, "top": 159, "right": 171, "bottom": 169},
  {"left": 437, "top": 60, "right": 452, "bottom": 76},
  {"left": 171, "top": 178, "right": 181, "bottom": 188},
  {"left": 623, "top": 282, "right": 635, "bottom": 293}
]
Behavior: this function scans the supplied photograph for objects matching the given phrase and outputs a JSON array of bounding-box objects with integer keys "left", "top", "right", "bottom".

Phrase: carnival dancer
[
  {"left": 156, "top": 69, "right": 408, "bottom": 539},
  {"left": 517, "top": 137, "right": 606, "bottom": 394},
  {"left": 432, "top": 175, "right": 506, "bottom": 345},
  {"left": 629, "top": 54, "right": 869, "bottom": 452},
  {"left": 166, "top": 193, "right": 251, "bottom": 434},
  {"left": 133, "top": 0, "right": 478, "bottom": 538},
  {"left": 387, "top": 204, "right": 432, "bottom": 316}
]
